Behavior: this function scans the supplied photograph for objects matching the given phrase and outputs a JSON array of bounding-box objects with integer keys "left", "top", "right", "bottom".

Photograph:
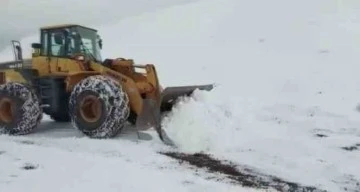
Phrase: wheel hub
[
  {"left": 0, "top": 98, "right": 15, "bottom": 123},
  {"left": 79, "top": 95, "right": 102, "bottom": 123}
]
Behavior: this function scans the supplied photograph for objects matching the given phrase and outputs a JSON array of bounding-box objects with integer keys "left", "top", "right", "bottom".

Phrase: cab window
[{"left": 50, "top": 32, "right": 65, "bottom": 56}]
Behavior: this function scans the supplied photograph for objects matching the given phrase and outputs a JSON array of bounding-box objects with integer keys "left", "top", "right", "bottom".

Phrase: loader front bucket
[
  {"left": 160, "top": 84, "right": 214, "bottom": 112},
  {"left": 135, "top": 98, "right": 175, "bottom": 146},
  {"left": 135, "top": 84, "right": 214, "bottom": 146}
]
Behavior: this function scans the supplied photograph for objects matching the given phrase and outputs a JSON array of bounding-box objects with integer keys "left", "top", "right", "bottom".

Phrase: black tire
[
  {"left": 68, "top": 75, "right": 130, "bottom": 138},
  {"left": 127, "top": 111, "right": 137, "bottom": 125},
  {"left": 0, "top": 82, "right": 42, "bottom": 135}
]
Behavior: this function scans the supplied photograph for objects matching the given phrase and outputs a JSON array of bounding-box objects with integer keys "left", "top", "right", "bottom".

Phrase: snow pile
[{"left": 162, "top": 87, "right": 260, "bottom": 153}]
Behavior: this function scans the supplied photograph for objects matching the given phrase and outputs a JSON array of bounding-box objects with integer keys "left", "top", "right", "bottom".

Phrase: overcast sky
[{"left": 0, "top": 0, "right": 196, "bottom": 51}]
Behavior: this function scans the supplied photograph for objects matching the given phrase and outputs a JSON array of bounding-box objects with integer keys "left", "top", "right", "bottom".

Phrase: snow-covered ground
[
  {"left": 0, "top": 125, "right": 261, "bottom": 192},
  {"left": 1, "top": 0, "right": 360, "bottom": 191}
]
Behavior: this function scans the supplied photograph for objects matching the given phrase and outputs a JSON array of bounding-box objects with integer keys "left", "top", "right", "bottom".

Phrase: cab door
[
  {"left": 48, "top": 30, "right": 66, "bottom": 73},
  {"left": 48, "top": 30, "right": 82, "bottom": 73},
  {"left": 32, "top": 30, "right": 51, "bottom": 76}
]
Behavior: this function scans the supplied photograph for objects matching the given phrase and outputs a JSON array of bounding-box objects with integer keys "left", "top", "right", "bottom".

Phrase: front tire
[
  {"left": 69, "top": 75, "right": 130, "bottom": 138},
  {"left": 0, "top": 82, "right": 42, "bottom": 135}
]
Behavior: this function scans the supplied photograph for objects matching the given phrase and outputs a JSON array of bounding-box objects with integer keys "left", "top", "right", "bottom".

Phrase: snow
[
  {"left": 1, "top": 0, "right": 360, "bottom": 191},
  {"left": 0, "top": 134, "right": 259, "bottom": 192},
  {"left": 164, "top": 88, "right": 360, "bottom": 191}
]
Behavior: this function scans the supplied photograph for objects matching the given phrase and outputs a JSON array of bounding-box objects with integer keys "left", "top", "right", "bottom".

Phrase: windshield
[
  {"left": 40, "top": 26, "right": 103, "bottom": 62},
  {"left": 76, "top": 27, "right": 102, "bottom": 62}
]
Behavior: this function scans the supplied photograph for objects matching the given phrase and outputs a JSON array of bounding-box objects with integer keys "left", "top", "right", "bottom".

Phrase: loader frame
[{"left": 0, "top": 24, "right": 213, "bottom": 145}]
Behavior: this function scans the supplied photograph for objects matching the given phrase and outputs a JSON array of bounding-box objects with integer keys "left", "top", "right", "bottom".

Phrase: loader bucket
[
  {"left": 160, "top": 84, "right": 214, "bottom": 112},
  {"left": 135, "top": 99, "right": 161, "bottom": 131},
  {"left": 135, "top": 98, "right": 175, "bottom": 146},
  {"left": 135, "top": 84, "right": 214, "bottom": 146}
]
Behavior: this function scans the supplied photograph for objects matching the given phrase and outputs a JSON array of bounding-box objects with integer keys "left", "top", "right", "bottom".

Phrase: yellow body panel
[
  {"left": 89, "top": 60, "right": 153, "bottom": 115},
  {"left": 30, "top": 56, "right": 160, "bottom": 116},
  {"left": 3, "top": 70, "right": 27, "bottom": 83},
  {"left": 31, "top": 57, "right": 49, "bottom": 75},
  {"left": 32, "top": 56, "right": 84, "bottom": 75}
]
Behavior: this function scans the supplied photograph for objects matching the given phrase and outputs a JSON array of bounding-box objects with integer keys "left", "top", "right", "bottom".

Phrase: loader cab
[{"left": 32, "top": 25, "right": 103, "bottom": 62}]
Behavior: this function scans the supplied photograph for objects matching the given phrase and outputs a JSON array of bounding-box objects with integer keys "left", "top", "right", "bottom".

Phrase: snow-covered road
[{"left": 0, "top": 116, "right": 263, "bottom": 192}]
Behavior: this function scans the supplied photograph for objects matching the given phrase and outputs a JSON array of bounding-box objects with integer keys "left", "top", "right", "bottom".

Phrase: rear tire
[
  {"left": 0, "top": 82, "right": 42, "bottom": 135},
  {"left": 68, "top": 75, "right": 130, "bottom": 138}
]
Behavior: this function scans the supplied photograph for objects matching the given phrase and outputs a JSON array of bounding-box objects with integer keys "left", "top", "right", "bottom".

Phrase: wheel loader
[{"left": 0, "top": 24, "right": 213, "bottom": 145}]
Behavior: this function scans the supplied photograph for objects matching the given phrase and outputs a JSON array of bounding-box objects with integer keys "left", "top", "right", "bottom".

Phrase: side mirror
[
  {"left": 98, "top": 39, "right": 103, "bottom": 49},
  {"left": 97, "top": 34, "right": 102, "bottom": 49}
]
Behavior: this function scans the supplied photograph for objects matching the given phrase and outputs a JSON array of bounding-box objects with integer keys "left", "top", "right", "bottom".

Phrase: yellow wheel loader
[{"left": 0, "top": 24, "right": 213, "bottom": 145}]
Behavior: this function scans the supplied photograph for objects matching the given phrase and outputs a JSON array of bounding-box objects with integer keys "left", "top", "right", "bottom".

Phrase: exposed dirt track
[{"left": 160, "top": 152, "right": 327, "bottom": 192}]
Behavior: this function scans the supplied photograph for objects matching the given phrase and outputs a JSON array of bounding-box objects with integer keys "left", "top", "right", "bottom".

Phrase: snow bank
[{"left": 162, "top": 87, "right": 260, "bottom": 153}]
